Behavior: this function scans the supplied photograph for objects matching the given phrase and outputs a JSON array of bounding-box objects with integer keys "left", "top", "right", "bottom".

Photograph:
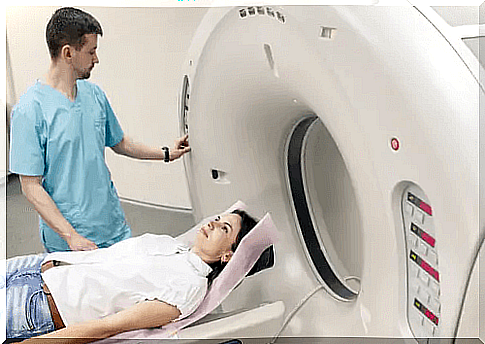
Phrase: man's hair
[{"left": 46, "top": 7, "right": 103, "bottom": 59}]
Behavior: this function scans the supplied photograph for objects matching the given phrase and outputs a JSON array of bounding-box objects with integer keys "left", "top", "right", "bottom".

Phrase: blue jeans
[{"left": 4, "top": 254, "right": 55, "bottom": 339}]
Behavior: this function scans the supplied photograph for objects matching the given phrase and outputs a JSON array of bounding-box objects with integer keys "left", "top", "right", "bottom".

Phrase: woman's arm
[{"left": 23, "top": 300, "right": 181, "bottom": 344}]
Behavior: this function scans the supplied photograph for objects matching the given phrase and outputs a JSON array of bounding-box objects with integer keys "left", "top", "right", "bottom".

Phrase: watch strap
[{"left": 162, "top": 146, "right": 170, "bottom": 163}]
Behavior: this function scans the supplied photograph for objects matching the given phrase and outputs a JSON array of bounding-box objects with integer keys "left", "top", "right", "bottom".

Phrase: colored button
[
  {"left": 419, "top": 202, "right": 433, "bottom": 216},
  {"left": 420, "top": 259, "right": 439, "bottom": 281},
  {"left": 421, "top": 231, "right": 436, "bottom": 248}
]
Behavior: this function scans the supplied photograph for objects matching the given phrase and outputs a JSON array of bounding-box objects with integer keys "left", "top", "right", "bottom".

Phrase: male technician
[{"left": 9, "top": 7, "right": 190, "bottom": 252}]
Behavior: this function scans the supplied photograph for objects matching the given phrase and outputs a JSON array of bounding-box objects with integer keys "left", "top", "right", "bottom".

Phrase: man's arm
[
  {"left": 111, "top": 134, "right": 190, "bottom": 161},
  {"left": 20, "top": 175, "right": 98, "bottom": 251},
  {"left": 23, "top": 300, "right": 181, "bottom": 344}
]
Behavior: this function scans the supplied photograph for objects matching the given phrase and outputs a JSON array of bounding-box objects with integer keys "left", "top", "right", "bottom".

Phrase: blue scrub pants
[{"left": 4, "top": 254, "right": 55, "bottom": 339}]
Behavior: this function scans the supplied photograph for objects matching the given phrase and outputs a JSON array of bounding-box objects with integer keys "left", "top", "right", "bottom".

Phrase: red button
[
  {"left": 419, "top": 202, "right": 432, "bottom": 216},
  {"left": 391, "top": 138, "right": 400, "bottom": 151},
  {"left": 421, "top": 232, "right": 436, "bottom": 247}
]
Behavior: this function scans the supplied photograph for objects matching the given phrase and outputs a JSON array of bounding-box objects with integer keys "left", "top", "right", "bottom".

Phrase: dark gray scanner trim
[
  {"left": 287, "top": 115, "right": 358, "bottom": 301},
  {"left": 180, "top": 75, "right": 190, "bottom": 135}
]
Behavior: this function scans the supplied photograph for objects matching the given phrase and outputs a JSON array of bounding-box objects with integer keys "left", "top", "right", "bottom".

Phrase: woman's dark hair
[
  {"left": 46, "top": 7, "right": 103, "bottom": 59},
  {"left": 206, "top": 209, "right": 258, "bottom": 285}
]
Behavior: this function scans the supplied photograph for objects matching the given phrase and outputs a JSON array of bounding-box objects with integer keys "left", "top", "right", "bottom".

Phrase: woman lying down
[{"left": 6, "top": 209, "right": 258, "bottom": 343}]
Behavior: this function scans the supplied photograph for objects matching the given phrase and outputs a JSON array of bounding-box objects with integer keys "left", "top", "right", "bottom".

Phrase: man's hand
[
  {"left": 170, "top": 134, "right": 191, "bottom": 161},
  {"left": 111, "top": 134, "right": 190, "bottom": 161},
  {"left": 20, "top": 175, "right": 98, "bottom": 252},
  {"left": 66, "top": 232, "right": 98, "bottom": 251}
]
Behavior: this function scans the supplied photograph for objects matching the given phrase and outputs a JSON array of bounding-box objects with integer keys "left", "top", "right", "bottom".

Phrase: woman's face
[{"left": 192, "top": 214, "right": 242, "bottom": 264}]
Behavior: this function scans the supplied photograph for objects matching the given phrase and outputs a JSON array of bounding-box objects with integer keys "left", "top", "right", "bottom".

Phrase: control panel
[{"left": 402, "top": 186, "right": 441, "bottom": 340}]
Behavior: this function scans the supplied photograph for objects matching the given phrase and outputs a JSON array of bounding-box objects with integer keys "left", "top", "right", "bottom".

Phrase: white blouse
[{"left": 41, "top": 234, "right": 211, "bottom": 326}]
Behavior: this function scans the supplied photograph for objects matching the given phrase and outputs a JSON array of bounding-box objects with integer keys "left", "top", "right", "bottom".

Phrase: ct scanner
[{"left": 175, "top": 4, "right": 483, "bottom": 343}]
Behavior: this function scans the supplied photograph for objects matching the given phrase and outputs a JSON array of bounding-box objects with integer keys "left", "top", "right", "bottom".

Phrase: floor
[{"left": 6, "top": 174, "right": 196, "bottom": 258}]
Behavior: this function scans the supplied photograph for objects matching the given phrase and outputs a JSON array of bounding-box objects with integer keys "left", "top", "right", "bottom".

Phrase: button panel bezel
[{"left": 402, "top": 186, "right": 440, "bottom": 339}]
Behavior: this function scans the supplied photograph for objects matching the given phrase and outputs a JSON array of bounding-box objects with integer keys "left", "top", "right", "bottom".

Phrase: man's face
[{"left": 72, "top": 34, "right": 99, "bottom": 80}]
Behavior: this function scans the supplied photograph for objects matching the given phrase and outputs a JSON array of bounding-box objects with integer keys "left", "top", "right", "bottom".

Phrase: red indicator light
[
  {"left": 391, "top": 137, "right": 400, "bottom": 151},
  {"left": 425, "top": 310, "right": 439, "bottom": 325},
  {"left": 421, "top": 231, "right": 436, "bottom": 247},
  {"left": 419, "top": 202, "right": 433, "bottom": 216},
  {"left": 420, "top": 260, "right": 440, "bottom": 281},
  {"left": 414, "top": 298, "right": 439, "bottom": 326}
]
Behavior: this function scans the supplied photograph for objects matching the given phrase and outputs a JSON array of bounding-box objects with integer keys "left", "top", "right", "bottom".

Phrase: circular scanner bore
[{"left": 287, "top": 115, "right": 363, "bottom": 301}]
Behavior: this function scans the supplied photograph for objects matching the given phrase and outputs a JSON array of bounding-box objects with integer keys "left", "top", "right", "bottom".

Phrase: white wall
[{"left": 6, "top": 6, "right": 208, "bottom": 209}]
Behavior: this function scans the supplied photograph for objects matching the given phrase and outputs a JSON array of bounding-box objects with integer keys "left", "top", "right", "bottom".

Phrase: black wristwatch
[{"left": 161, "top": 146, "right": 170, "bottom": 163}]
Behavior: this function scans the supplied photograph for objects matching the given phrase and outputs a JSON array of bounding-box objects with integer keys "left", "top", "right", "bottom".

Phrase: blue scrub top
[{"left": 9, "top": 80, "right": 131, "bottom": 252}]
